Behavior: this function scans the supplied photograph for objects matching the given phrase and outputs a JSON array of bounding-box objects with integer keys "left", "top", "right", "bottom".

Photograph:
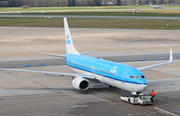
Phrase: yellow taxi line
[{"left": 105, "top": 90, "right": 122, "bottom": 97}]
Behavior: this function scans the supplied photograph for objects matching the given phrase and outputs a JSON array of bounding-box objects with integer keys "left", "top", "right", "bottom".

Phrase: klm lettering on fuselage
[{"left": 66, "top": 35, "right": 71, "bottom": 44}]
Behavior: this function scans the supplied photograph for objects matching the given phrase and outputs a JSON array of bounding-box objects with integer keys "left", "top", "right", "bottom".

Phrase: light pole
[{"left": 136, "top": 0, "right": 138, "bottom": 13}]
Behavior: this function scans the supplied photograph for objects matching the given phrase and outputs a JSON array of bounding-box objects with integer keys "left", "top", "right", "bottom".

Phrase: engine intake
[{"left": 72, "top": 76, "right": 89, "bottom": 90}]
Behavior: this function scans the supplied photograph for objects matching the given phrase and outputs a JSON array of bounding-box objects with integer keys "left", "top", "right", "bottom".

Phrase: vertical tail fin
[{"left": 64, "top": 17, "right": 80, "bottom": 54}]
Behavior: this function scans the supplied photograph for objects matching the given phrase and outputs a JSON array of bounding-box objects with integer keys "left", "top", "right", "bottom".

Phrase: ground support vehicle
[{"left": 120, "top": 93, "right": 153, "bottom": 105}]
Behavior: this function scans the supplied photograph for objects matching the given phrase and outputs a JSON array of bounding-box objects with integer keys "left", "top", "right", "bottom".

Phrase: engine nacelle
[{"left": 72, "top": 76, "right": 89, "bottom": 90}]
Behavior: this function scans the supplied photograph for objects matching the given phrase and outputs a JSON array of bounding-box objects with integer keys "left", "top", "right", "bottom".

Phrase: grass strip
[
  {"left": 0, "top": 17, "right": 179, "bottom": 30},
  {"left": 1, "top": 11, "right": 180, "bottom": 17},
  {"left": 0, "top": 6, "right": 180, "bottom": 12}
]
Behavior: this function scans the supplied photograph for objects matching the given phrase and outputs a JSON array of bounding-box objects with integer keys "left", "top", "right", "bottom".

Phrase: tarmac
[{"left": 0, "top": 27, "right": 180, "bottom": 116}]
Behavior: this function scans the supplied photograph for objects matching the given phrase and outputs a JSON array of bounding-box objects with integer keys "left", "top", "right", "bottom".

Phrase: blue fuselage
[{"left": 66, "top": 53, "right": 147, "bottom": 86}]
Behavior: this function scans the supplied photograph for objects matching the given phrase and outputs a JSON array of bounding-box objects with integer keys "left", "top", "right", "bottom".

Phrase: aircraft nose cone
[
  {"left": 143, "top": 84, "right": 147, "bottom": 89},
  {"left": 140, "top": 84, "right": 147, "bottom": 92}
]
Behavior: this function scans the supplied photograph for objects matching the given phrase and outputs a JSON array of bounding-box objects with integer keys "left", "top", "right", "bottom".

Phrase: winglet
[
  {"left": 169, "top": 48, "right": 173, "bottom": 62},
  {"left": 137, "top": 48, "right": 174, "bottom": 71}
]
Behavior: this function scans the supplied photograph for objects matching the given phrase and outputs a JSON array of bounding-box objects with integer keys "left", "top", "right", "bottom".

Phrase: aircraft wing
[
  {"left": 137, "top": 49, "right": 173, "bottom": 71},
  {"left": 0, "top": 68, "right": 97, "bottom": 80},
  {"left": 33, "top": 52, "right": 66, "bottom": 58}
]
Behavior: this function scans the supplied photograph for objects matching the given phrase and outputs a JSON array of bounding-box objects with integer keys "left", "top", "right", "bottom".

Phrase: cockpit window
[
  {"left": 141, "top": 76, "right": 145, "bottom": 78},
  {"left": 130, "top": 75, "right": 145, "bottom": 79}
]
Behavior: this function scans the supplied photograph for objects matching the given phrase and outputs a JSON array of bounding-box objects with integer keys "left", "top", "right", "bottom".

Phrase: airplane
[
  {"left": 150, "top": 2, "right": 163, "bottom": 9},
  {"left": 0, "top": 17, "right": 173, "bottom": 95}
]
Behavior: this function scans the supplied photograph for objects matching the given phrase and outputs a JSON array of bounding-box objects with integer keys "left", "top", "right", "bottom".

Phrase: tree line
[{"left": 0, "top": 0, "right": 179, "bottom": 7}]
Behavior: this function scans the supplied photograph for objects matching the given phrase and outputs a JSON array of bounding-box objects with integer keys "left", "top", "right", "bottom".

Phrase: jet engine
[{"left": 72, "top": 76, "right": 89, "bottom": 90}]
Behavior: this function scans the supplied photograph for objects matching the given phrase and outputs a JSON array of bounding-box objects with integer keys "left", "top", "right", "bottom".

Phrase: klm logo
[
  {"left": 66, "top": 35, "right": 71, "bottom": 44},
  {"left": 110, "top": 66, "right": 117, "bottom": 73}
]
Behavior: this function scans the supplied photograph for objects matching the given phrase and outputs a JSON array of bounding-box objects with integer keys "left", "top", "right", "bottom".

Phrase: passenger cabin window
[{"left": 130, "top": 75, "right": 145, "bottom": 79}]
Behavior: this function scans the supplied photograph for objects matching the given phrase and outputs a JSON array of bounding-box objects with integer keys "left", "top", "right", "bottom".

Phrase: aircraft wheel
[
  {"left": 109, "top": 85, "right": 113, "bottom": 88},
  {"left": 128, "top": 98, "right": 130, "bottom": 103}
]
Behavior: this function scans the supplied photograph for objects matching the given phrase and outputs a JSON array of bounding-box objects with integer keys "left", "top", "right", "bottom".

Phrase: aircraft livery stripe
[{"left": 70, "top": 61, "right": 118, "bottom": 76}]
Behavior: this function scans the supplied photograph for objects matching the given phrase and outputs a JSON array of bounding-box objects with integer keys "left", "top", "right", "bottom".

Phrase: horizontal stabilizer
[
  {"left": 33, "top": 52, "right": 66, "bottom": 58},
  {"left": 81, "top": 50, "right": 96, "bottom": 55}
]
